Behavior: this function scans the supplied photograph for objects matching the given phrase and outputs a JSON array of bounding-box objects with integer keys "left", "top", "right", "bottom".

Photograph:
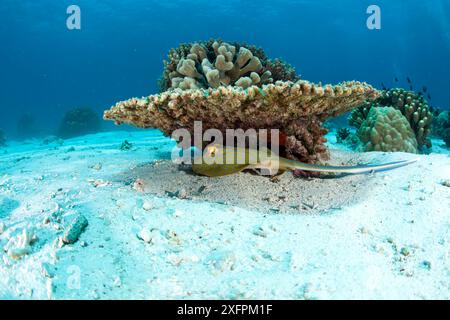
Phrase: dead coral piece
[
  {"left": 62, "top": 214, "right": 88, "bottom": 244},
  {"left": 5, "top": 228, "right": 36, "bottom": 259},
  {"left": 357, "top": 107, "right": 418, "bottom": 153},
  {"left": 350, "top": 88, "right": 433, "bottom": 150},
  {"left": 105, "top": 80, "right": 379, "bottom": 163}
]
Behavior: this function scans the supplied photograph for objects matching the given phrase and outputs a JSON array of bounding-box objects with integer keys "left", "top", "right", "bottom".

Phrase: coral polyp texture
[
  {"left": 105, "top": 81, "right": 379, "bottom": 163},
  {"left": 105, "top": 40, "right": 379, "bottom": 163},
  {"left": 159, "top": 40, "right": 300, "bottom": 91},
  {"left": 350, "top": 88, "right": 433, "bottom": 151},
  {"left": 357, "top": 107, "right": 418, "bottom": 153}
]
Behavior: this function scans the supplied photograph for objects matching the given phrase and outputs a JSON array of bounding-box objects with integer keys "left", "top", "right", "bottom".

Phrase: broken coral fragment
[
  {"left": 62, "top": 214, "right": 88, "bottom": 244},
  {"left": 5, "top": 228, "right": 36, "bottom": 259}
]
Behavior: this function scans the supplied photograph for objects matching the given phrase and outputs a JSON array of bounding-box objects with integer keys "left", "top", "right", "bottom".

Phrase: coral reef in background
[
  {"left": 336, "top": 128, "right": 351, "bottom": 143},
  {"left": 431, "top": 109, "right": 450, "bottom": 146},
  {"left": 357, "top": 107, "right": 418, "bottom": 153},
  {"left": 57, "top": 107, "right": 102, "bottom": 139},
  {"left": 159, "top": 39, "right": 299, "bottom": 92},
  {"left": 349, "top": 88, "right": 432, "bottom": 151},
  {"left": 0, "top": 129, "right": 6, "bottom": 147},
  {"left": 105, "top": 79, "right": 380, "bottom": 163},
  {"left": 16, "top": 114, "right": 38, "bottom": 140}
]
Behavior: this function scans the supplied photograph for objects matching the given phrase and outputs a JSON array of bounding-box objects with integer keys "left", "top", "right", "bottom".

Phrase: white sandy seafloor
[{"left": 0, "top": 129, "right": 449, "bottom": 300}]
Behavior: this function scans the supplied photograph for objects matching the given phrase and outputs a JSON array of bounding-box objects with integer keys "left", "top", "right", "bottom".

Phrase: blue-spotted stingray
[{"left": 192, "top": 144, "right": 417, "bottom": 177}]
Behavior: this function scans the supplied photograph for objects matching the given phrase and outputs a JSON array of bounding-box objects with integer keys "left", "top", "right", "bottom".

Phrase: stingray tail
[{"left": 283, "top": 158, "right": 418, "bottom": 175}]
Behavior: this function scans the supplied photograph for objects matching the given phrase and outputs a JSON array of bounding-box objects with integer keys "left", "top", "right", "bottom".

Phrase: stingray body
[{"left": 192, "top": 144, "right": 417, "bottom": 177}]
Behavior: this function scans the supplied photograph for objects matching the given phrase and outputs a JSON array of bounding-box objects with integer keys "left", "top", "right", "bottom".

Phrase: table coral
[
  {"left": 350, "top": 88, "right": 432, "bottom": 150},
  {"left": 357, "top": 107, "right": 418, "bottom": 153},
  {"left": 105, "top": 80, "right": 379, "bottom": 163},
  {"left": 106, "top": 39, "right": 379, "bottom": 163}
]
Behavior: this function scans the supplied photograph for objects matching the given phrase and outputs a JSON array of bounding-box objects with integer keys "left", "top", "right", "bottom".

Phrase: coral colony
[
  {"left": 104, "top": 40, "right": 379, "bottom": 164},
  {"left": 349, "top": 88, "right": 433, "bottom": 152}
]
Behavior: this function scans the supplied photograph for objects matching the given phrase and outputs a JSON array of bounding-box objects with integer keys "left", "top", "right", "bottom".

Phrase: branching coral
[
  {"left": 349, "top": 88, "right": 432, "bottom": 150},
  {"left": 159, "top": 40, "right": 299, "bottom": 92},
  {"left": 105, "top": 79, "right": 380, "bottom": 163},
  {"left": 357, "top": 107, "right": 418, "bottom": 153},
  {"left": 57, "top": 107, "right": 101, "bottom": 139}
]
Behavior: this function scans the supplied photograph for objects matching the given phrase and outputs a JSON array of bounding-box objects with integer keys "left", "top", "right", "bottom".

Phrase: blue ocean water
[{"left": 0, "top": 0, "right": 449, "bottom": 137}]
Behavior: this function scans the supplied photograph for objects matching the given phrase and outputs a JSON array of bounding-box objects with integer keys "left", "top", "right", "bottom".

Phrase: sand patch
[{"left": 116, "top": 149, "right": 376, "bottom": 214}]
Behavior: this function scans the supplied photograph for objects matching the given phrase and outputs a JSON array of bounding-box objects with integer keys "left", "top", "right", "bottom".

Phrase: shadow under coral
[{"left": 112, "top": 149, "right": 374, "bottom": 215}]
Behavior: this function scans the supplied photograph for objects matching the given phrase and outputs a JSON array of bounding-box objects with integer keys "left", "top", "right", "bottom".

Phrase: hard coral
[
  {"left": 357, "top": 107, "right": 418, "bottom": 153},
  {"left": 57, "top": 107, "right": 101, "bottom": 139},
  {"left": 159, "top": 40, "right": 300, "bottom": 92},
  {"left": 160, "top": 40, "right": 274, "bottom": 91},
  {"left": 105, "top": 80, "right": 379, "bottom": 163},
  {"left": 350, "top": 88, "right": 432, "bottom": 150},
  {"left": 107, "top": 40, "right": 379, "bottom": 164},
  {"left": 432, "top": 109, "right": 450, "bottom": 147}
]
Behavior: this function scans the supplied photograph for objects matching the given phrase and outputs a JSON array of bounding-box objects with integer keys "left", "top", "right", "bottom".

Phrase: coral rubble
[
  {"left": 57, "top": 107, "right": 101, "bottom": 139},
  {"left": 350, "top": 88, "right": 432, "bottom": 151},
  {"left": 105, "top": 40, "right": 379, "bottom": 163},
  {"left": 357, "top": 107, "right": 418, "bottom": 153}
]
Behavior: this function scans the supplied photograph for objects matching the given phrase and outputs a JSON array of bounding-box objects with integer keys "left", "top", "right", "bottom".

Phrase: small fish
[
  {"left": 409, "top": 85, "right": 413, "bottom": 91},
  {"left": 422, "top": 86, "right": 427, "bottom": 93},
  {"left": 418, "top": 92, "right": 423, "bottom": 97},
  {"left": 192, "top": 144, "right": 417, "bottom": 177},
  {"left": 407, "top": 77, "right": 412, "bottom": 84},
  {"left": 428, "top": 93, "right": 431, "bottom": 100},
  {"left": 381, "top": 83, "right": 387, "bottom": 90},
  {"left": 394, "top": 77, "right": 399, "bottom": 82}
]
